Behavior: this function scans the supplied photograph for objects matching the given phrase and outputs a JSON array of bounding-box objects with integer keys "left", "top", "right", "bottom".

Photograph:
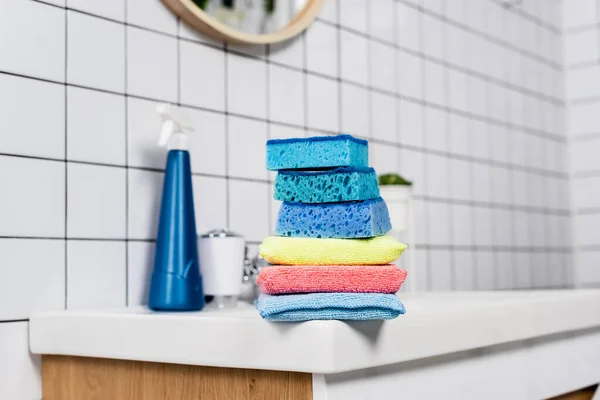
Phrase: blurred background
[{"left": 1, "top": 0, "right": 600, "bottom": 397}]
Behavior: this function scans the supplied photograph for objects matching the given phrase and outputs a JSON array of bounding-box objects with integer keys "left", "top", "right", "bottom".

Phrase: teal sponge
[
  {"left": 276, "top": 197, "right": 391, "bottom": 239},
  {"left": 274, "top": 167, "right": 379, "bottom": 203},
  {"left": 266, "top": 134, "right": 368, "bottom": 171}
]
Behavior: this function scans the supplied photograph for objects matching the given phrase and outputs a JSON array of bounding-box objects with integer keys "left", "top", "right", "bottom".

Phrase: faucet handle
[{"left": 243, "top": 249, "right": 268, "bottom": 284}]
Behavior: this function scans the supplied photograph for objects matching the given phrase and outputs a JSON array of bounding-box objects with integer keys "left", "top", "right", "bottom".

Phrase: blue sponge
[
  {"left": 276, "top": 197, "right": 391, "bottom": 239},
  {"left": 274, "top": 167, "right": 379, "bottom": 203},
  {"left": 266, "top": 134, "right": 368, "bottom": 171}
]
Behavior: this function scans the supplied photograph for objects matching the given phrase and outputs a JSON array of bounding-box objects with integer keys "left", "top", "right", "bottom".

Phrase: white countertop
[{"left": 29, "top": 290, "right": 600, "bottom": 374}]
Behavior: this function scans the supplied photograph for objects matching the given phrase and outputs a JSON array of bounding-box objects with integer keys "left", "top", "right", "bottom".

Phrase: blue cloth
[
  {"left": 276, "top": 197, "right": 391, "bottom": 239},
  {"left": 255, "top": 293, "right": 405, "bottom": 322}
]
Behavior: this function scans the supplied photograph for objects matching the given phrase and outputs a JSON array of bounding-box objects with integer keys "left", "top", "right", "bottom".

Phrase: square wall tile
[
  {"left": 495, "top": 252, "right": 513, "bottom": 290},
  {"left": 0, "top": 75, "right": 65, "bottom": 159},
  {"left": 228, "top": 116, "right": 268, "bottom": 180},
  {"left": 570, "top": 103, "right": 600, "bottom": 136},
  {"left": 575, "top": 214, "right": 600, "bottom": 247},
  {"left": 563, "top": 0, "right": 597, "bottom": 28},
  {"left": 127, "top": 27, "right": 178, "bottom": 102},
  {"left": 68, "top": 0, "right": 125, "bottom": 21},
  {"left": 412, "top": 200, "right": 429, "bottom": 245},
  {"left": 454, "top": 250, "right": 475, "bottom": 290},
  {"left": 369, "top": 143, "right": 398, "bottom": 175},
  {"left": 490, "top": 167, "right": 511, "bottom": 206},
  {"left": 67, "top": 164, "right": 126, "bottom": 239},
  {"left": 450, "top": 159, "right": 471, "bottom": 201},
  {"left": 180, "top": 41, "right": 226, "bottom": 111},
  {"left": 340, "top": 30, "right": 369, "bottom": 85},
  {"left": 67, "top": 87, "right": 126, "bottom": 165},
  {"left": 371, "top": 92, "right": 396, "bottom": 143},
  {"left": 470, "top": 122, "right": 490, "bottom": 160},
  {"left": 572, "top": 140, "right": 600, "bottom": 173},
  {"left": 227, "top": 53, "right": 267, "bottom": 119},
  {"left": 447, "top": 69, "right": 468, "bottom": 112},
  {"left": 452, "top": 204, "right": 472, "bottom": 246},
  {"left": 573, "top": 177, "right": 600, "bottom": 209},
  {"left": 306, "top": 21, "right": 338, "bottom": 77},
  {"left": 67, "top": 11, "right": 125, "bottom": 93},
  {"left": 565, "top": 30, "right": 599, "bottom": 66},
  {"left": 269, "top": 64, "right": 304, "bottom": 126},
  {"left": 128, "top": 241, "right": 155, "bottom": 306},
  {"left": 429, "top": 250, "right": 452, "bottom": 291},
  {"left": 270, "top": 36, "right": 304, "bottom": 69},
  {"left": 0, "top": 322, "right": 42, "bottom": 399},
  {"left": 426, "top": 153, "right": 449, "bottom": 198},
  {"left": 398, "top": 99, "right": 423, "bottom": 148},
  {"left": 127, "top": 97, "right": 168, "bottom": 170},
  {"left": 474, "top": 207, "right": 493, "bottom": 247},
  {"left": 475, "top": 251, "right": 495, "bottom": 290},
  {"left": 397, "top": 51, "right": 423, "bottom": 99},
  {"left": 193, "top": 176, "right": 227, "bottom": 235},
  {"left": 396, "top": 2, "right": 421, "bottom": 52},
  {"left": 0, "top": 239, "right": 64, "bottom": 320},
  {"left": 339, "top": 0, "right": 367, "bottom": 33},
  {"left": 369, "top": 0, "right": 395, "bottom": 43},
  {"left": 307, "top": 75, "right": 339, "bottom": 132},
  {"left": 428, "top": 202, "right": 451, "bottom": 245},
  {"left": 185, "top": 107, "right": 227, "bottom": 176},
  {"left": 424, "top": 107, "right": 447, "bottom": 152},
  {"left": 399, "top": 148, "right": 426, "bottom": 196},
  {"left": 577, "top": 251, "right": 600, "bottom": 286},
  {"left": 422, "top": 14, "right": 444, "bottom": 59},
  {"left": 128, "top": 169, "right": 163, "bottom": 240},
  {"left": 228, "top": 180, "right": 270, "bottom": 242},
  {"left": 179, "top": 20, "right": 225, "bottom": 47},
  {"left": 448, "top": 114, "right": 469, "bottom": 156},
  {"left": 67, "top": 240, "right": 126, "bottom": 309},
  {"left": 513, "top": 210, "right": 531, "bottom": 248},
  {"left": 0, "top": 0, "right": 65, "bottom": 81},
  {"left": 489, "top": 126, "right": 509, "bottom": 164},
  {"left": 127, "top": 0, "right": 177, "bottom": 35},
  {"left": 0, "top": 157, "right": 64, "bottom": 237},
  {"left": 341, "top": 83, "right": 369, "bottom": 137},
  {"left": 319, "top": 0, "right": 338, "bottom": 23},
  {"left": 568, "top": 66, "right": 600, "bottom": 100},
  {"left": 494, "top": 209, "right": 512, "bottom": 247},
  {"left": 370, "top": 41, "right": 396, "bottom": 92},
  {"left": 446, "top": 24, "right": 467, "bottom": 68},
  {"left": 515, "top": 252, "right": 532, "bottom": 289},
  {"left": 423, "top": 60, "right": 445, "bottom": 106}
]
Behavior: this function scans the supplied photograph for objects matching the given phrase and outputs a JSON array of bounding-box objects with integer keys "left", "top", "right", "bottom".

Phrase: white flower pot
[{"left": 380, "top": 185, "right": 411, "bottom": 232}]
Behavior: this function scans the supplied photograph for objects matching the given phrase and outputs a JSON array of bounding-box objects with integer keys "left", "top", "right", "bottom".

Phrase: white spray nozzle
[{"left": 156, "top": 103, "right": 194, "bottom": 148}]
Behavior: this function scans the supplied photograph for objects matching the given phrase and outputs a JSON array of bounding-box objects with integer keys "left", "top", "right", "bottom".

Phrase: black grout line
[
  {"left": 414, "top": 244, "right": 572, "bottom": 253},
  {"left": 0, "top": 319, "right": 29, "bottom": 324},
  {"left": 124, "top": 0, "right": 130, "bottom": 307},
  {"left": 63, "top": 7, "right": 69, "bottom": 310},
  {"left": 25, "top": 0, "right": 567, "bottom": 108},
  {"left": 0, "top": 66, "right": 566, "bottom": 145}
]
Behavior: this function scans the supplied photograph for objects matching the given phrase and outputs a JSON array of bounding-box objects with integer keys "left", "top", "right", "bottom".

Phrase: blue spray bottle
[{"left": 148, "top": 104, "right": 204, "bottom": 311}]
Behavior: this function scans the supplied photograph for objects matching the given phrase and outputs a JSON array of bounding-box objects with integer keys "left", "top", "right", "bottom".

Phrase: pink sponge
[{"left": 257, "top": 265, "right": 407, "bottom": 295}]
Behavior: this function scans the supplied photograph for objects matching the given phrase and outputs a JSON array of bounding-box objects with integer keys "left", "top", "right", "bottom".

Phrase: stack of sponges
[{"left": 255, "top": 134, "right": 408, "bottom": 322}]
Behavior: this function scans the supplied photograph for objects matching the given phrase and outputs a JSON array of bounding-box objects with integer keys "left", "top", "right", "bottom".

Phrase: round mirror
[{"left": 162, "top": 0, "right": 325, "bottom": 44}]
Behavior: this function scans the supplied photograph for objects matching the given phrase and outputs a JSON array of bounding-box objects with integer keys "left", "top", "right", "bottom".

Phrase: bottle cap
[{"left": 156, "top": 103, "right": 194, "bottom": 150}]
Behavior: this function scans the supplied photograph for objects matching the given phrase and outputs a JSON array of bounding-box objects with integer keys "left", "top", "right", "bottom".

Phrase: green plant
[{"left": 378, "top": 173, "right": 412, "bottom": 186}]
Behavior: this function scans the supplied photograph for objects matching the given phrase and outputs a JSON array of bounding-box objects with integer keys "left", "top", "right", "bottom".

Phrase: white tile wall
[
  {"left": 565, "top": 0, "right": 600, "bottom": 288},
  {"left": 0, "top": 0, "right": 571, "bottom": 397}
]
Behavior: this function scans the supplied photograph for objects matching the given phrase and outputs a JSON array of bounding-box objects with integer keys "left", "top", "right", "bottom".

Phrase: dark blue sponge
[
  {"left": 266, "top": 134, "right": 368, "bottom": 171},
  {"left": 276, "top": 197, "right": 392, "bottom": 239},
  {"left": 274, "top": 167, "right": 380, "bottom": 203}
]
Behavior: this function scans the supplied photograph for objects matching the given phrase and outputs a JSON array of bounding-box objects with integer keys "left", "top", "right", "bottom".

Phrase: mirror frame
[{"left": 162, "top": 0, "right": 325, "bottom": 45}]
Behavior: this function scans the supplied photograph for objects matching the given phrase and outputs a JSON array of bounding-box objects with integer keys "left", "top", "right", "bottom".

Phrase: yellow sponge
[{"left": 260, "top": 235, "right": 406, "bottom": 266}]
